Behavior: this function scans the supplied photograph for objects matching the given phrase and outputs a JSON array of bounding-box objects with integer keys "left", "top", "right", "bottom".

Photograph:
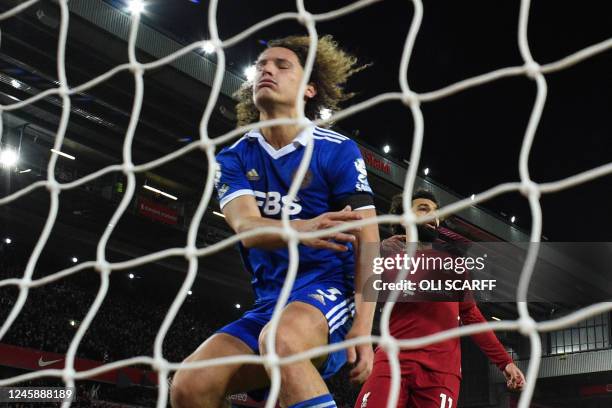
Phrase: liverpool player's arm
[{"left": 460, "top": 302, "right": 526, "bottom": 390}]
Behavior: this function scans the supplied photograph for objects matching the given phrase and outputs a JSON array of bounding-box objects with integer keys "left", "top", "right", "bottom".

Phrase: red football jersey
[{"left": 376, "top": 235, "right": 513, "bottom": 378}]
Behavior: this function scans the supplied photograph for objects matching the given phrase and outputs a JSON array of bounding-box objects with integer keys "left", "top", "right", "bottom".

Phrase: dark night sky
[{"left": 115, "top": 0, "right": 611, "bottom": 241}]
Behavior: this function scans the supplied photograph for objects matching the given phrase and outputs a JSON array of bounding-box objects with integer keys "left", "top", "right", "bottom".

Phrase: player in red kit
[{"left": 355, "top": 190, "right": 525, "bottom": 407}]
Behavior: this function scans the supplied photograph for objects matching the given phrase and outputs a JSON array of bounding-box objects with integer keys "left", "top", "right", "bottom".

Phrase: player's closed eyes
[{"left": 255, "top": 59, "right": 293, "bottom": 70}]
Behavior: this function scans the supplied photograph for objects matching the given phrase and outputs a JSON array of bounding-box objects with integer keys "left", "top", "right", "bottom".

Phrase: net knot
[
  {"left": 520, "top": 181, "right": 540, "bottom": 198},
  {"left": 199, "top": 139, "right": 211, "bottom": 151},
  {"left": 46, "top": 180, "right": 60, "bottom": 194},
  {"left": 524, "top": 61, "right": 541, "bottom": 79},
  {"left": 62, "top": 368, "right": 76, "bottom": 381},
  {"left": 95, "top": 260, "right": 111, "bottom": 274},
  {"left": 265, "top": 353, "right": 280, "bottom": 368},
  {"left": 19, "top": 277, "right": 31, "bottom": 289},
  {"left": 184, "top": 245, "right": 197, "bottom": 260},
  {"left": 130, "top": 63, "right": 144, "bottom": 76},
  {"left": 297, "top": 12, "right": 313, "bottom": 25},
  {"left": 378, "top": 336, "right": 398, "bottom": 354},
  {"left": 402, "top": 211, "right": 415, "bottom": 226},
  {"left": 401, "top": 91, "right": 418, "bottom": 107},
  {"left": 518, "top": 316, "right": 537, "bottom": 335},
  {"left": 122, "top": 162, "right": 135, "bottom": 174}
]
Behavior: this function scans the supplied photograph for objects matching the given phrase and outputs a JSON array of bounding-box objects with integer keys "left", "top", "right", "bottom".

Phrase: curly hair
[{"left": 234, "top": 35, "right": 368, "bottom": 127}]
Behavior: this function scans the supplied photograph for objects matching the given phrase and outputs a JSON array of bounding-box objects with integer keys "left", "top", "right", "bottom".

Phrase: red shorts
[{"left": 354, "top": 359, "right": 460, "bottom": 408}]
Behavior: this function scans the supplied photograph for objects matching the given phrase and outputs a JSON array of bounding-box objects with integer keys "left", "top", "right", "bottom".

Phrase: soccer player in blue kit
[{"left": 171, "top": 35, "right": 380, "bottom": 408}]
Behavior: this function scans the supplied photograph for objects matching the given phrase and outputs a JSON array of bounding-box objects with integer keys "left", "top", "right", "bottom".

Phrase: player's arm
[
  {"left": 222, "top": 195, "right": 362, "bottom": 250},
  {"left": 347, "top": 207, "right": 380, "bottom": 384},
  {"left": 459, "top": 302, "right": 526, "bottom": 390}
]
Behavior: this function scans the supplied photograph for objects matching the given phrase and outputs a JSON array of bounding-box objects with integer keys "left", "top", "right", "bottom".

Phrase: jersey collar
[{"left": 246, "top": 120, "right": 314, "bottom": 159}]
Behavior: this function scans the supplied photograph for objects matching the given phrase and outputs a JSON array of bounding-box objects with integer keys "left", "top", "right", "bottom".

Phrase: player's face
[
  {"left": 252, "top": 47, "right": 316, "bottom": 114},
  {"left": 412, "top": 198, "right": 440, "bottom": 229}
]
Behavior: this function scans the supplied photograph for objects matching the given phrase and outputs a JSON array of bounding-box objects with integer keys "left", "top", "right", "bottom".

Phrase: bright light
[
  {"left": 235, "top": 303, "right": 241, "bottom": 309},
  {"left": 423, "top": 167, "right": 429, "bottom": 176},
  {"left": 19, "top": 169, "right": 31, "bottom": 174},
  {"left": 244, "top": 65, "right": 256, "bottom": 82},
  {"left": 201, "top": 41, "right": 215, "bottom": 54},
  {"left": 187, "top": 290, "right": 193, "bottom": 295},
  {"left": 0, "top": 149, "right": 19, "bottom": 167},
  {"left": 127, "top": 0, "right": 145, "bottom": 14},
  {"left": 491, "top": 316, "right": 501, "bottom": 321},
  {"left": 10, "top": 79, "right": 20, "bottom": 89},
  {"left": 382, "top": 144, "right": 390, "bottom": 154},
  {"left": 71, "top": 257, "right": 78, "bottom": 263},
  {"left": 319, "top": 108, "right": 332, "bottom": 121},
  {"left": 213, "top": 211, "right": 225, "bottom": 218},
  {"left": 4, "top": 238, "right": 11, "bottom": 244},
  {"left": 470, "top": 194, "right": 475, "bottom": 201},
  {"left": 50, "top": 148, "right": 75, "bottom": 160},
  {"left": 128, "top": 273, "right": 135, "bottom": 279},
  {"left": 143, "top": 184, "right": 178, "bottom": 200},
  {"left": 69, "top": 320, "right": 76, "bottom": 327},
  {"left": 510, "top": 216, "right": 516, "bottom": 223}
]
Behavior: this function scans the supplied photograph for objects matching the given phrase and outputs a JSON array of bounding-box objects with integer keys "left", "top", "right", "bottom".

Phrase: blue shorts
[{"left": 218, "top": 280, "right": 355, "bottom": 381}]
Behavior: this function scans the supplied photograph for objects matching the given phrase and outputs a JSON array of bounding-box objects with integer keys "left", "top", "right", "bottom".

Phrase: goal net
[{"left": 0, "top": 1, "right": 611, "bottom": 408}]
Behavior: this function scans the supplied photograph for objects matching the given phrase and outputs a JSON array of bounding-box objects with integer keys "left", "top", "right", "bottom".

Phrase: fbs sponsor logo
[{"left": 38, "top": 356, "right": 63, "bottom": 367}]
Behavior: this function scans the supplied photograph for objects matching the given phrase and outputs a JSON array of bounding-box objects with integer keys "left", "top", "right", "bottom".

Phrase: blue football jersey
[{"left": 214, "top": 122, "right": 375, "bottom": 303}]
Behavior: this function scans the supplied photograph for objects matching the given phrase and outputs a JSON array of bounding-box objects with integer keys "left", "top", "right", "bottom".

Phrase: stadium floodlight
[
  {"left": 0, "top": 148, "right": 18, "bottom": 167},
  {"left": 319, "top": 108, "right": 332, "bottom": 121},
  {"left": 50, "top": 148, "right": 75, "bottom": 160},
  {"left": 71, "top": 257, "right": 78, "bottom": 263},
  {"left": 69, "top": 320, "right": 77, "bottom": 327},
  {"left": 244, "top": 65, "right": 256, "bottom": 82},
  {"left": 201, "top": 41, "right": 215, "bottom": 54},
  {"left": 10, "top": 79, "right": 20, "bottom": 89},
  {"left": 127, "top": 0, "right": 145, "bottom": 14},
  {"left": 235, "top": 303, "right": 241, "bottom": 309},
  {"left": 470, "top": 194, "right": 475, "bottom": 201},
  {"left": 382, "top": 144, "right": 391, "bottom": 154},
  {"left": 143, "top": 184, "right": 178, "bottom": 200},
  {"left": 128, "top": 273, "right": 135, "bottom": 279},
  {"left": 4, "top": 238, "right": 11, "bottom": 244},
  {"left": 213, "top": 211, "right": 225, "bottom": 218},
  {"left": 511, "top": 216, "right": 516, "bottom": 223},
  {"left": 423, "top": 167, "right": 430, "bottom": 176},
  {"left": 187, "top": 290, "right": 193, "bottom": 295}
]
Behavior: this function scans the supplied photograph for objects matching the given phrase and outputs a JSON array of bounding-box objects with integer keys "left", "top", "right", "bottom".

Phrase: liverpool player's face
[
  {"left": 412, "top": 198, "right": 439, "bottom": 229},
  {"left": 252, "top": 47, "right": 315, "bottom": 114}
]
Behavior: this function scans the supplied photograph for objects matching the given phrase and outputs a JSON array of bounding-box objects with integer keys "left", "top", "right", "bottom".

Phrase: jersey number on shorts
[
  {"left": 439, "top": 393, "right": 453, "bottom": 408},
  {"left": 317, "top": 287, "right": 342, "bottom": 302}
]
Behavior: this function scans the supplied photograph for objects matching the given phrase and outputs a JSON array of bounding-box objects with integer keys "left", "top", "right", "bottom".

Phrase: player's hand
[
  {"left": 297, "top": 206, "right": 362, "bottom": 251},
  {"left": 345, "top": 323, "right": 373, "bottom": 384},
  {"left": 503, "top": 362, "right": 525, "bottom": 391}
]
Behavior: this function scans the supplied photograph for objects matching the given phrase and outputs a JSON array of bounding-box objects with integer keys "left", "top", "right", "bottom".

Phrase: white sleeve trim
[
  {"left": 354, "top": 205, "right": 376, "bottom": 211},
  {"left": 219, "top": 189, "right": 255, "bottom": 209}
]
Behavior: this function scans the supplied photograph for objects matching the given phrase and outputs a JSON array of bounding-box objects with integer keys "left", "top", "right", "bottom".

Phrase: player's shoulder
[
  {"left": 312, "top": 126, "right": 353, "bottom": 146},
  {"left": 216, "top": 134, "right": 252, "bottom": 163}
]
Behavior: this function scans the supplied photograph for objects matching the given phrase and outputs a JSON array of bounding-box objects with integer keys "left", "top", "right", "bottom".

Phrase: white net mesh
[{"left": 0, "top": 1, "right": 611, "bottom": 407}]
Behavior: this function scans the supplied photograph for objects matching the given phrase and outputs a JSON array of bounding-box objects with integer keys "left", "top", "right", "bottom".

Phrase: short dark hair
[{"left": 388, "top": 189, "right": 439, "bottom": 235}]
